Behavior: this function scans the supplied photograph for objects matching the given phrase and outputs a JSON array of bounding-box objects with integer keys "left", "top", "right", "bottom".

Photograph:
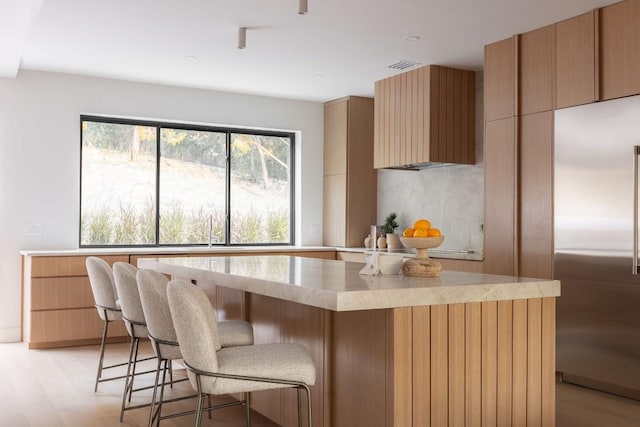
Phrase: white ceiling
[{"left": 2, "top": 0, "right": 620, "bottom": 102}]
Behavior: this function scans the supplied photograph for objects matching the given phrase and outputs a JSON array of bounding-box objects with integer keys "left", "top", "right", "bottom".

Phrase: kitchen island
[{"left": 139, "top": 255, "right": 560, "bottom": 427}]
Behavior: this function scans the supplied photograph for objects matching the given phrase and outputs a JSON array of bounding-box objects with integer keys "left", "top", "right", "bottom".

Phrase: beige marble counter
[
  {"left": 138, "top": 255, "right": 560, "bottom": 311},
  {"left": 19, "top": 246, "right": 332, "bottom": 257}
]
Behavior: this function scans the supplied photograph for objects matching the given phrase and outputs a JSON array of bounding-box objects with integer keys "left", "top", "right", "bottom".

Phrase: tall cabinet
[
  {"left": 323, "top": 96, "right": 377, "bottom": 247},
  {"left": 484, "top": 0, "right": 640, "bottom": 282}
]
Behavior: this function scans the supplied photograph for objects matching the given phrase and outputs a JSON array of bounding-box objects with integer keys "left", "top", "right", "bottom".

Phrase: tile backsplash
[{"left": 377, "top": 164, "right": 484, "bottom": 260}]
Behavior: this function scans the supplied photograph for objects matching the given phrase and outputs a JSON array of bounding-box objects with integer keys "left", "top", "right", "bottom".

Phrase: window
[{"left": 80, "top": 116, "right": 294, "bottom": 247}]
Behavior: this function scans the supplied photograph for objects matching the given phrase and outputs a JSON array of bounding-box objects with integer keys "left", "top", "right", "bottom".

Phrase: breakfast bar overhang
[{"left": 139, "top": 255, "right": 560, "bottom": 427}]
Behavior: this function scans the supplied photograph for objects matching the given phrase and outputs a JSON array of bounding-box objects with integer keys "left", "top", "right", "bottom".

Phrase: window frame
[{"left": 79, "top": 114, "right": 296, "bottom": 248}]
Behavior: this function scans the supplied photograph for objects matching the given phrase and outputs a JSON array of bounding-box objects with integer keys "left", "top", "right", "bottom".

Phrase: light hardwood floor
[
  {"left": 1, "top": 341, "right": 640, "bottom": 426},
  {"left": 0, "top": 341, "right": 277, "bottom": 427}
]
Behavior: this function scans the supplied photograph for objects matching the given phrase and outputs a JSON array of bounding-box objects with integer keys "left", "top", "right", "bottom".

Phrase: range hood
[{"left": 373, "top": 64, "right": 476, "bottom": 169}]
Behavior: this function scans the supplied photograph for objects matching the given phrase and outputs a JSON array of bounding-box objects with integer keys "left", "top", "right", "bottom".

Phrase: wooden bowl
[{"left": 399, "top": 236, "right": 444, "bottom": 277}]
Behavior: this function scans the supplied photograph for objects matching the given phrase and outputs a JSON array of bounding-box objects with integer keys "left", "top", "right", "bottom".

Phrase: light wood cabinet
[
  {"left": 519, "top": 112, "right": 554, "bottom": 280},
  {"left": 484, "top": 37, "right": 516, "bottom": 121},
  {"left": 23, "top": 255, "right": 129, "bottom": 349},
  {"left": 323, "top": 96, "right": 377, "bottom": 247},
  {"left": 374, "top": 65, "right": 475, "bottom": 168},
  {"left": 555, "top": 11, "right": 598, "bottom": 108},
  {"left": 600, "top": 0, "right": 640, "bottom": 100},
  {"left": 520, "top": 25, "right": 556, "bottom": 114},
  {"left": 484, "top": 118, "right": 517, "bottom": 276}
]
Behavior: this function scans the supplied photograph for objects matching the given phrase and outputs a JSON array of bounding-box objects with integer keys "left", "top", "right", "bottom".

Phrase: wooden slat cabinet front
[
  {"left": 23, "top": 254, "right": 129, "bottom": 349},
  {"left": 374, "top": 65, "right": 475, "bottom": 168}
]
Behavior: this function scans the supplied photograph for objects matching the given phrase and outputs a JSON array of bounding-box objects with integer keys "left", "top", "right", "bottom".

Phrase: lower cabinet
[{"left": 23, "top": 255, "right": 129, "bottom": 349}]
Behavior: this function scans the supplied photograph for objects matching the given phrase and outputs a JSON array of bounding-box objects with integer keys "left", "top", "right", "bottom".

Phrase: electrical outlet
[{"left": 25, "top": 223, "right": 42, "bottom": 236}]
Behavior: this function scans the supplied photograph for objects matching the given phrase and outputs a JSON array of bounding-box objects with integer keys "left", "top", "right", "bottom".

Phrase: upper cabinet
[
  {"left": 600, "top": 0, "right": 640, "bottom": 100},
  {"left": 484, "top": 37, "right": 516, "bottom": 121},
  {"left": 374, "top": 65, "right": 475, "bottom": 169},
  {"left": 519, "top": 25, "right": 556, "bottom": 114},
  {"left": 555, "top": 11, "right": 597, "bottom": 109}
]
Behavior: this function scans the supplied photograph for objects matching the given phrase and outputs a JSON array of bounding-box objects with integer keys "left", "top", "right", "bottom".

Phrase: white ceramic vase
[{"left": 386, "top": 233, "right": 400, "bottom": 251}]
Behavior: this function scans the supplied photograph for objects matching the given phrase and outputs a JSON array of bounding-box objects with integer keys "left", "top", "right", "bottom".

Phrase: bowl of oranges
[{"left": 399, "top": 219, "right": 444, "bottom": 259}]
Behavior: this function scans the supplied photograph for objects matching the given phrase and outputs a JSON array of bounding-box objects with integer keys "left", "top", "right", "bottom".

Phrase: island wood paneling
[
  {"left": 402, "top": 298, "right": 555, "bottom": 426},
  {"left": 465, "top": 302, "right": 482, "bottom": 427},
  {"left": 333, "top": 309, "right": 388, "bottom": 427},
  {"left": 519, "top": 24, "right": 556, "bottom": 115},
  {"left": 412, "top": 306, "right": 431, "bottom": 427},
  {"left": 599, "top": 0, "right": 640, "bottom": 100},
  {"left": 555, "top": 11, "right": 597, "bottom": 108}
]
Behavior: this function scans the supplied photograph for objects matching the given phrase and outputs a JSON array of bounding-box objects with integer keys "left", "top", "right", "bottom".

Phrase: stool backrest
[
  {"left": 167, "top": 280, "right": 222, "bottom": 378},
  {"left": 86, "top": 257, "right": 118, "bottom": 318}
]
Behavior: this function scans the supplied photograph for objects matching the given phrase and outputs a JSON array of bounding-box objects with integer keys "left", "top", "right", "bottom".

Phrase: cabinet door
[
  {"left": 346, "top": 97, "right": 377, "bottom": 247},
  {"left": 600, "top": 0, "right": 640, "bottom": 100},
  {"left": 519, "top": 112, "right": 554, "bottom": 280},
  {"left": 485, "top": 37, "right": 516, "bottom": 121},
  {"left": 323, "top": 174, "right": 346, "bottom": 246},
  {"left": 324, "top": 99, "right": 348, "bottom": 176},
  {"left": 484, "top": 118, "right": 516, "bottom": 275},
  {"left": 555, "top": 11, "right": 597, "bottom": 109},
  {"left": 520, "top": 24, "right": 556, "bottom": 115}
]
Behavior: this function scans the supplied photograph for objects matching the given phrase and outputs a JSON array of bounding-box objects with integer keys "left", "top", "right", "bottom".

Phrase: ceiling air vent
[{"left": 387, "top": 60, "right": 420, "bottom": 70}]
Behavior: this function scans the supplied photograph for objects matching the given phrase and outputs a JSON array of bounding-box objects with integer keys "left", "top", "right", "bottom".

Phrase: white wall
[{"left": 0, "top": 70, "right": 324, "bottom": 342}]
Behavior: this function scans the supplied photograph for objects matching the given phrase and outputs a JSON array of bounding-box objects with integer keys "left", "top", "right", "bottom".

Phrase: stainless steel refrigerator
[{"left": 555, "top": 94, "right": 640, "bottom": 400}]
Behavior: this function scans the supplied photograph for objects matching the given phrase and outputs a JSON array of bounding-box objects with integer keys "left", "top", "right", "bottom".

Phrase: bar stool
[
  {"left": 137, "top": 269, "right": 254, "bottom": 426},
  {"left": 86, "top": 256, "right": 127, "bottom": 392},
  {"left": 113, "top": 262, "right": 157, "bottom": 421},
  {"left": 167, "top": 279, "right": 315, "bottom": 427}
]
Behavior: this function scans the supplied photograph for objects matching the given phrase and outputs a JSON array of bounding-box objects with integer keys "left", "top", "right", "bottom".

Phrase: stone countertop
[
  {"left": 336, "top": 246, "right": 484, "bottom": 261},
  {"left": 139, "top": 255, "right": 559, "bottom": 312},
  {"left": 19, "top": 246, "right": 333, "bottom": 257}
]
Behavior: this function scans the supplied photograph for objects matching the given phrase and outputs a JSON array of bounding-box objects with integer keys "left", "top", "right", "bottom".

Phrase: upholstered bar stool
[
  {"left": 137, "top": 269, "right": 254, "bottom": 427},
  {"left": 86, "top": 256, "right": 127, "bottom": 392},
  {"left": 167, "top": 279, "right": 316, "bottom": 427},
  {"left": 112, "top": 262, "right": 157, "bottom": 421}
]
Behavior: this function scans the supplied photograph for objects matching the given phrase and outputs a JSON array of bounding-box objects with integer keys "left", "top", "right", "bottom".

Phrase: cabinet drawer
[
  {"left": 31, "top": 276, "right": 94, "bottom": 310},
  {"left": 29, "top": 308, "right": 127, "bottom": 347},
  {"left": 31, "top": 255, "right": 128, "bottom": 278}
]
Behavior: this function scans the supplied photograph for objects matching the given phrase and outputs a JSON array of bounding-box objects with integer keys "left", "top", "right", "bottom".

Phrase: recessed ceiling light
[
  {"left": 405, "top": 35, "right": 420, "bottom": 42},
  {"left": 312, "top": 74, "right": 324, "bottom": 78},
  {"left": 185, "top": 55, "right": 198, "bottom": 61}
]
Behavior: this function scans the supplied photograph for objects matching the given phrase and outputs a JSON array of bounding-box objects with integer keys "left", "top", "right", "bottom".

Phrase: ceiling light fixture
[
  {"left": 405, "top": 35, "right": 420, "bottom": 42},
  {"left": 298, "top": 0, "right": 308, "bottom": 15},
  {"left": 238, "top": 27, "right": 247, "bottom": 49}
]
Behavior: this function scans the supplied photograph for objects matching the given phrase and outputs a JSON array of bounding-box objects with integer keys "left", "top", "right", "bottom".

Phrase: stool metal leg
[{"left": 94, "top": 318, "right": 110, "bottom": 392}]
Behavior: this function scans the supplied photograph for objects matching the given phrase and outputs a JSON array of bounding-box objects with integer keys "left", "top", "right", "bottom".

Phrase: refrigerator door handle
[{"left": 634, "top": 145, "right": 640, "bottom": 275}]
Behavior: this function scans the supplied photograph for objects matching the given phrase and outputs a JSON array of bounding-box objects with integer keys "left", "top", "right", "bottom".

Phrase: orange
[
  {"left": 413, "top": 227, "right": 429, "bottom": 237},
  {"left": 402, "top": 227, "right": 414, "bottom": 237},
  {"left": 413, "top": 219, "right": 431, "bottom": 230},
  {"left": 427, "top": 228, "right": 441, "bottom": 237}
]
